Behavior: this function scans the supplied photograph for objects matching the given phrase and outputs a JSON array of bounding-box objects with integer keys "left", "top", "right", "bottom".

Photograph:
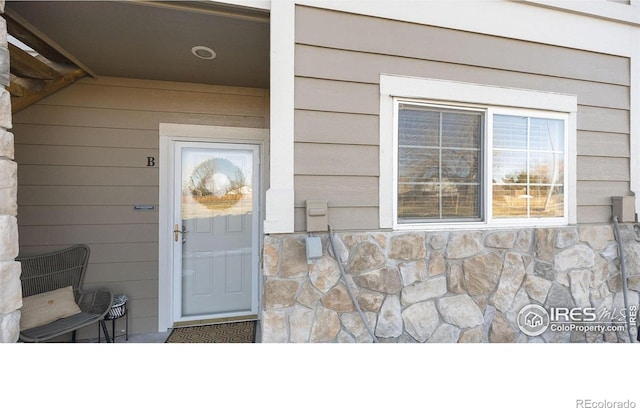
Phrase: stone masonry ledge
[{"left": 261, "top": 224, "right": 640, "bottom": 343}]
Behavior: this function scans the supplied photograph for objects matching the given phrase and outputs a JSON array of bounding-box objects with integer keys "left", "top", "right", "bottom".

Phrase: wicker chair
[{"left": 17, "top": 245, "right": 114, "bottom": 342}]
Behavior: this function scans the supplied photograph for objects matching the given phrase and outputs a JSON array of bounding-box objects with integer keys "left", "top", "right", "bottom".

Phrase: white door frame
[{"left": 158, "top": 123, "right": 269, "bottom": 332}]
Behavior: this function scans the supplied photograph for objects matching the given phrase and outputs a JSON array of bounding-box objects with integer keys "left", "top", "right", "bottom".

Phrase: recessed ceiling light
[{"left": 191, "top": 46, "right": 216, "bottom": 60}]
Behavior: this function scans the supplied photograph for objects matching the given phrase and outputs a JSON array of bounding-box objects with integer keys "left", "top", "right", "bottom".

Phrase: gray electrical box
[
  {"left": 305, "top": 236, "right": 323, "bottom": 264},
  {"left": 612, "top": 196, "right": 636, "bottom": 222},
  {"left": 305, "top": 200, "right": 328, "bottom": 232}
]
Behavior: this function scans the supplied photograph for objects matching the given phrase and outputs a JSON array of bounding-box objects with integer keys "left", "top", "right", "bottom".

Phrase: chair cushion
[{"left": 21, "top": 286, "right": 82, "bottom": 331}]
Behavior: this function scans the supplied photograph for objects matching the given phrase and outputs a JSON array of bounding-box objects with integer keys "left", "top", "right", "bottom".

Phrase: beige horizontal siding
[
  {"left": 577, "top": 131, "right": 629, "bottom": 157},
  {"left": 13, "top": 124, "right": 159, "bottom": 148},
  {"left": 18, "top": 206, "right": 158, "bottom": 226},
  {"left": 19, "top": 165, "right": 159, "bottom": 186},
  {"left": 577, "top": 206, "right": 614, "bottom": 224},
  {"left": 18, "top": 186, "right": 158, "bottom": 206},
  {"left": 295, "top": 44, "right": 630, "bottom": 110},
  {"left": 295, "top": 6, "right": 630, "bottom": 86},
  {"left": 89, "top": 243, "right": 159, "bottom": 264},
  {"left": 295, "top": 110, "right": 378, "bottom": 145},
  {"left": 18, "top": 243, "right": 159, "bottom": 263},
  {"left": 19, "top": 224, "right": 159, "bottom": 246},
  {"left": 295, "top": 143, "right": 379, "bottom": 176},
  {"left": 294, "top": 207, "right": 379, "bottom": 231},
  {"left": 85, "top": 261, "right": 160, "bottom": 283},
  {"left": 295, "top": 77, "right": 378, "bottom": 114},
  {"left": 578, "top": 106, "right": 630, "bottom": 134},
  {"left": 293, "top": 5, "right": 631, "bottom": 230},
  {"left": 44, "top": 82, "right": 265, "bottom": 117},
  {"left": 294, "top": 175, "right": 378, "bottom": 207},
  {"left": 577, "top": 181, "right": 631, "bottom": 206},
  {"left": 15, "top": 76, "right": 268, "bottom": 336},
  {"left": 76, "top": 76, "right": 265, "bottom": 96},
  {"left": 89, "top": 279, "right": 159, "bottom": 300},
  {"left": 128, "top": 299, "right": 161, "bottom": 321},
  {"left": 16, "top": 145, "right": 158, "bottom": 167},
  {"left": 13, "top": 104, "right": 266, "bottom": 130},
  {"left": 577, "top": 157, "right": 629, "bottom": 181}
]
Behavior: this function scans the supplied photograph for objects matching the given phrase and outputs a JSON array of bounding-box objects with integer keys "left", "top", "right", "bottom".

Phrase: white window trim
[{"left": 380, "top": 74, "right": 578, "bottom": 230}]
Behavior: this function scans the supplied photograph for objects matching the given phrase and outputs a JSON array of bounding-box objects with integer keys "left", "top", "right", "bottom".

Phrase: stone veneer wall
[
  {"left": 261, "top": 224, "right": 640, "bottom": 343},
  {"left": 0, "top": 0, "right": 21, "bottom": 343}
]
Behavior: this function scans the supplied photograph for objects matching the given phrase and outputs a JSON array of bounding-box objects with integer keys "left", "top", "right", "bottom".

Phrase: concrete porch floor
[
  {"left": 74, "top": 330, "right": 170, "bottom": 343},
  {"left": 123, "top": 331, "right": 172, "bottom": 343}
]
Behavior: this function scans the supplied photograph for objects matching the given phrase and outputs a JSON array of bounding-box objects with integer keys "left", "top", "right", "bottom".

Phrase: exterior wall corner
[
  {"left": 0, "top": 0, "right": 21, "bottom": 343},
  {"left": 265, "top": 0, "right": 295, "bottom": 234}
]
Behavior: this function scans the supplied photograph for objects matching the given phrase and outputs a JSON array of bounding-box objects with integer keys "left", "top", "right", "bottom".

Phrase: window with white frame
[
  {"left": 380, "top": 75, "right": 577, "bottom": 229},
  {"left": 397, "top": 103, "right": 483, "bottom": 222},
  {"left": 491, "top": 111, "right": 566, "bottom": 220}
]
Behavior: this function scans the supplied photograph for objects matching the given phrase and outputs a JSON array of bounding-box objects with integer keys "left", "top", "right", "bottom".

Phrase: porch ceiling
[{"left": 4, "top": 1, "right": 270, "bottom": 112}]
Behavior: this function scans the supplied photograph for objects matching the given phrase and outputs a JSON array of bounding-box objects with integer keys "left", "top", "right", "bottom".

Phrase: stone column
[{"left": 0, "top": 0, "right": 22, "bottom": 343}]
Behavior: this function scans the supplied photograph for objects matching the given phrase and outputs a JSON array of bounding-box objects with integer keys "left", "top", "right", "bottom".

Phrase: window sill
[{"left": 393, "top": 218, "right": 570, "bottom": 231}]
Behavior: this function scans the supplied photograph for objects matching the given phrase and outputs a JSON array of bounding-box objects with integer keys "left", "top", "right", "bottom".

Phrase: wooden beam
[
  {"left": 5, "top": 13, "right": 69, "bottom": 64},
  {"left": 6, "top": 80, "right": 25, "bottom": 97},
  {"left": 11, "top": 69, "right": 86, "bottom": 113},
  {"left": 8, "top": 74, "right": 45, "bottom": 96},
  {"left": 8, "top": 43, "right": 61, "bottom": 80},
  {"left": 4, "top": 7, "right": 98, "bottom": 78}
]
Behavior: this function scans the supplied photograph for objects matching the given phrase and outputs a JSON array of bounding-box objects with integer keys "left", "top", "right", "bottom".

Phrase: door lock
[{"left": 174, "top": 224, "right": 188, "bottom": 242}]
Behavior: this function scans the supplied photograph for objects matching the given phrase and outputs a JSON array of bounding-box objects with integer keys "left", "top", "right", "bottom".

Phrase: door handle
[{"left": 174, "top": 224, "right": 188, "bottom": 242}]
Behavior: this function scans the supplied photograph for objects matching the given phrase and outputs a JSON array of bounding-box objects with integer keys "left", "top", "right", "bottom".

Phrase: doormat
[{"left": 165, "top": 321, "right": 257, "bottom": 343}]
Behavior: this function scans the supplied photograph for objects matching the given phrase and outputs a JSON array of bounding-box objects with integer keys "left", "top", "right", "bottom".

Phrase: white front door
[{"left": 172, "top": 142, "right": 260, "bottom": 322}]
